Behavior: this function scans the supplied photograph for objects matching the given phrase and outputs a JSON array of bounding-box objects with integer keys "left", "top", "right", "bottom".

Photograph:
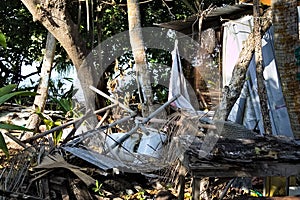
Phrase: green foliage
[
  {"left": 0, "top": 84, "right": 15, "bottom": 97},
  {"left": 0, "top": 132, "right": 8, "bottom": 158},
  {"left": 48, "top": 78, "right": 76, "bottom": 99},
  {"left": 35, "top": 109, "right": 63, "bottom": 145},
  {"left": 100, "top": 4, "right": 128, "bottom": 41},
  {"left": 48, "top": 78, "right": 79, "bottom": 118},
  {"left": 52, "top": 98, "right": 73, "bottom": 115},
  {"left": 141, "top": 0, "right": 191, "bottom": 25},
  {"left": 0, "top": 31, "right": 6, "bottom": 49},
  {"left": 0, "top": 0, "right": 72, "bottom": 86},
  {"left": 0, "top": 85, "right": 36, "bottom": 106},
  {"left": 0, "top": 84, "right": 34, "bottom": 157},
  {"left": 45, "top": 119, "right": 62, "bottom": 145},
  {"left": 92, "top": 180, "right": 104, "bottom": 197},
  {"left": 136, "top": 190, "right": 146, "bottom": 200},
  {"left": 0, "top": 0, "right": 47, "bottom": 85},
  {"left": 0, "top": 123, "right": 32, "bottom": 131}
]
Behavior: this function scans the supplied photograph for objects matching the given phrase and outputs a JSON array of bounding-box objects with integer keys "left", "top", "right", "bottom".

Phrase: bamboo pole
[{"left": 89, "top": 85, "right": 135, "bottom": 114}]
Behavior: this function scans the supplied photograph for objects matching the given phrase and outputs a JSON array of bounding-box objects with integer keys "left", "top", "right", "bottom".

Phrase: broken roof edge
[{"left": 155, "top": 4, "right": 254, "bottom": 32}]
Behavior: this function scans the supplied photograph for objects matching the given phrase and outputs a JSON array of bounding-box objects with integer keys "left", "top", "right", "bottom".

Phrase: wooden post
[{"left": 192, "top": 177, "right": 201, "bottom": 200}]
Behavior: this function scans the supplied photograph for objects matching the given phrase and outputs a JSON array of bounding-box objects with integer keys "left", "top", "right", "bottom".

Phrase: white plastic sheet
[
  {"left": 223, "top": 16, "right": 293, "bottom": 137},
  {"left": 168, "top": 40, "right": 195, "bottom": 111}
]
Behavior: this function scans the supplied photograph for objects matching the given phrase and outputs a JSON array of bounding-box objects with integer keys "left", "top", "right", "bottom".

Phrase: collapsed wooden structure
[
  {"left": 185, "top": 133, "right": 300, "bottom": 198},
  {"left": 1, "top": 3, "right": 300, "bottom": 200},
  {"left": 1, "top": 82, "right": 300, "bottom": 199},
  {"left": 157, "top": 3, "right": 300, "bottom": 199}
]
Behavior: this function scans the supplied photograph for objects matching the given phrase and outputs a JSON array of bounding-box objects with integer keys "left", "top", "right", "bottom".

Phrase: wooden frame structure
[{"left": 183, "top": 135, "right": 300, "bottom": 199}]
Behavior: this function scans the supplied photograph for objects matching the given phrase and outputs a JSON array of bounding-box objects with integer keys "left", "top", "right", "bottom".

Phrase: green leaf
[
  {"left": 0, "top": 122, "right": 33, "bottom": 131},
  {"left": 0, "top": 84, "right": 17, "bottom": 96},
  {"left": 54, "top": 120, "right": 62, "bottom": 126},
  {"left": 0, "top": 91, "right": 36, "bottom": 105},
  {"left": 51, "top": 98, "right": 72, "bottom": 114},
  {"left": 60, "top": 99, "right": 72, "bottom": 113},
  {"left": 0, "top": 32, "right": 7, "bottom": 49},
  {"left": 53, "top": 130, "right": 63, "bottom": 145},
  {"left": 43, "top": 119, "right": 54, "bottom": 130},
  {"left": 0, "top": 132, "right": 9, "bottom": 158}
]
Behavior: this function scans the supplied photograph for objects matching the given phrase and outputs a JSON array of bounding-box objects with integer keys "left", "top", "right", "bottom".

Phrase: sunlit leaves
[
  {"left": 0, "top": 32, "right": 6, "bottom": 49},
  {"left": 0, "top": 132, "right": 9, "bottom": 158},
  {"left": 0, "top": 84, "right": 35, "bottom": 158}
]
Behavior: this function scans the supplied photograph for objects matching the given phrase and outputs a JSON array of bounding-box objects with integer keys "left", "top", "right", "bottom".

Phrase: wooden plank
[
  {"left": 192, "top": 178, "right": 201, "bottom": 200},
  {"left": 189, "top": 162, "right": 300, "bottom": 178}
]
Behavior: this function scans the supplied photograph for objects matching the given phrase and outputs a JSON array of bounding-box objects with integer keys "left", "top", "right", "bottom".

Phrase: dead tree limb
[
  {"left": 254, "top": 0, "right": 272, "bottom": 134},
  {"left": 214, "top": 8, "right": 272, "bottom": 120}
]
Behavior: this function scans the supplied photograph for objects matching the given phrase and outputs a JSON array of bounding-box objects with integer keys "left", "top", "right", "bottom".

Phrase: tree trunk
[
  {"left": 253, "top": 0, "right": 272, "bottom": 134},
  {"left": 21, "top": 0, "right": 98, "bottom": 127},
  {"left": 272, "top": 0, "right": 300, "bottom": 138},
  {"left": 214, "top": 9, "right": 272, "bottom": 120},
  {"left": 24, "top": 32, "right": 56, "bottom": 139},
  {"left": 127, "top": 0, "right": 153, "bottom": 116}
]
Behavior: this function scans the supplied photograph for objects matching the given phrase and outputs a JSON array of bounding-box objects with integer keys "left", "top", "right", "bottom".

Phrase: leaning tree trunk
[
  {"left": 214, "top": 9, "right": 272, "bottom": 120},
  {"left": 24, "top": 32, "right": 56, "bottom": 139},
  {"left": 127, "top": 0, "right": 153, "bottom": 116},
  {"left": 253, "top": 0, "right": 272, "bottom": 134},
  {"left": 272, "top": 0, "right": 300, "bottom": 138},
  {"left": 21, "top": 0, "right": 98, "bottom": 127}
]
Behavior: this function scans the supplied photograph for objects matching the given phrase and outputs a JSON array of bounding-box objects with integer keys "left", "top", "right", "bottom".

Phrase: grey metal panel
[{"left": 63, "top": 146, "right": 125, "bottom": 171}]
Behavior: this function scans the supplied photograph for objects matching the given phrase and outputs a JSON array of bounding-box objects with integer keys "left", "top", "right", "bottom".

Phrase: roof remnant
[{"left": 155, "top": 4, "right": 253, "bottom": 32}]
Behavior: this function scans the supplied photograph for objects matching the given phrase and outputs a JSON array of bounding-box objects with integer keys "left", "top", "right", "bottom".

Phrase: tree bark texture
[
  {"left": 21, "top": 0, "right": 99, "bottom": 126},
  {"left": 21, "top": 0, "right": 87, "bottom": 68},
  {"left": 127, "top": 0, "right": 153, "bottom": 116},
  {"left": 272, "top": 0, "right": 300, "bottom": 138},
  {"left": 253, "top": 0, "right": 272, "bottom": 134},
  {"left": 214, "top": 9, "right": 272, "bottom": 120},
  {"left": 25, "top": 32, "right": 56, "bottom": 138}
]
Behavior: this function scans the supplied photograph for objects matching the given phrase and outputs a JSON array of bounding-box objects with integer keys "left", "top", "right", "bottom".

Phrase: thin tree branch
[
  {"left": 101, "top": 0, "right": 153, "bottom": 6},
  {"left": 182, "top": 0, "right": 197, "bottom": 14},
  {"left": 161, "top": 0, "right": 175, "bottom": 18}
]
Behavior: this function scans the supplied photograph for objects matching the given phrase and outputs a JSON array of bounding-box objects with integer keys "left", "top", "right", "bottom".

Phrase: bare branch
[
  {"left": 161, "top": 0, "right": 175, "bottom": 18},
  {"left": 101, "top": 0, "right": 153, "bottom": 6}
]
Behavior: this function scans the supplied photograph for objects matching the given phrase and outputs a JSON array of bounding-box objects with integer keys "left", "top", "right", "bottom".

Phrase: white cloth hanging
[{"left": 168, "top": 40, "right": 195, "bottom": 111}]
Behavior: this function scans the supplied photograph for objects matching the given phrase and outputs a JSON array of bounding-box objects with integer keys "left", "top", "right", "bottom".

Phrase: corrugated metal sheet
[{"left": 155, "top": 4, "right": 253, "bottom": 31}]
